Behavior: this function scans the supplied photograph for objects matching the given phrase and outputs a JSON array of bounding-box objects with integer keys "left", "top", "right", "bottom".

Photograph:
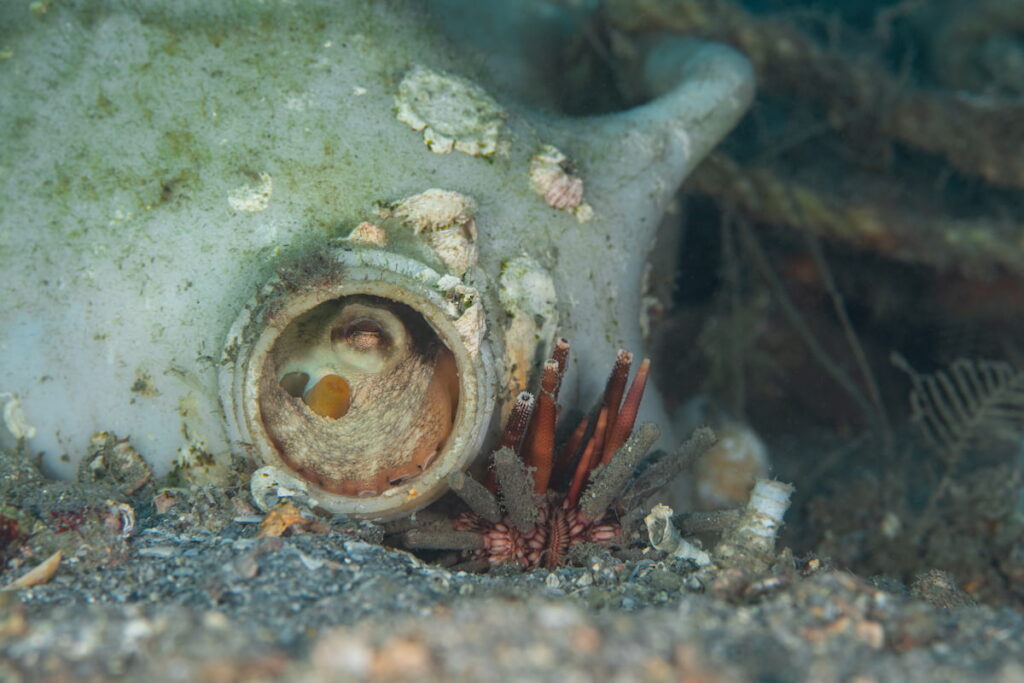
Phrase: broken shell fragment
[
  {"left": 344, "top": 221, "right": 387, "bottom": 248},
  {"left": 250, "top": 465, "right": 313, "bottom": 513},
  {"left": 393, "top": 189, "right": 477, "bottom": 235},
  {"left": 222, "top": 247, "right": 496, "bottom": 518},
  {"left": 393, "top": 189, "right": 479, "bottom": 276}
]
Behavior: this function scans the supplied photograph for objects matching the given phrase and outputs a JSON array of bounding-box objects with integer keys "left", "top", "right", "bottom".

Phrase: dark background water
[{"left": 567, "top": 0, "right": 1024, "bottom": 608}]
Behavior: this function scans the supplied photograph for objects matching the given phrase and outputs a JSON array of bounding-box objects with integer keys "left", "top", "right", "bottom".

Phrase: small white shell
[
  {"left": 644, "top": 503, "right": 712, "bottom": 566},
  {"left": 1, "top": 393, "right": 36, "bottom": 440},
  {"left": 529, "top": 145, "right": 593, "bottom": 221}
]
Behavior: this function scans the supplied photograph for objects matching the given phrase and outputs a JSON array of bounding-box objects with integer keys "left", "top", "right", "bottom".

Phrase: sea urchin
[{"left": 400, "top": 339, "right": 663, "bottom": 569}]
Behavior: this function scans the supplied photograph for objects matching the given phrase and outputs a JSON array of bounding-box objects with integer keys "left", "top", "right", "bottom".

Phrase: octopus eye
[
  {"left": 335, "top": 318, "right": 389, "bottom": 352},
  {"left": 279, "top": 371, "right": 352, "bottom": 419},
  {"left": 302, "top": 374, "right": 352, "bottom": 419}
]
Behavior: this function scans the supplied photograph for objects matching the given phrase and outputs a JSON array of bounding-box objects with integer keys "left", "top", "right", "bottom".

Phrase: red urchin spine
[{"left": 454, "top": 342, "right": 653, "bottom": 569}]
